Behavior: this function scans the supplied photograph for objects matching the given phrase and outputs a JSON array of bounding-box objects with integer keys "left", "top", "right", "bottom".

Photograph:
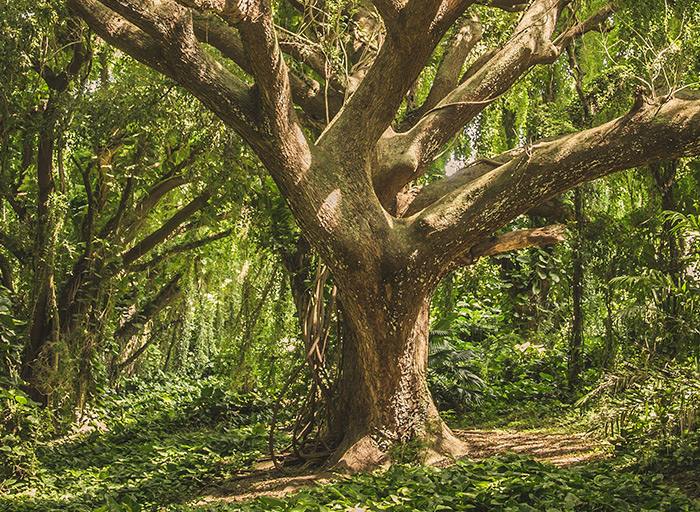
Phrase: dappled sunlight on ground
[
  {"left": 455, "top": 428, "right": 609, "bottom": 467},
  {"left": 194, "top": 464, "right": 335, "bottom": 505},
  {"left": 194, "top": 426, "right": 608, "bottom": 505}
]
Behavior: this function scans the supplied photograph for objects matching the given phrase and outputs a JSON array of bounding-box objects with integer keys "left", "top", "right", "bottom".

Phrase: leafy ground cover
[
  {"left": 2, "top": 377, "right": 699, "bottom": 512},
  {"left": 190, "top": 455, "right": 700, "bottom": 512},
  {"left": 0, "top": 377, "right": 272, "bottom": 512}
]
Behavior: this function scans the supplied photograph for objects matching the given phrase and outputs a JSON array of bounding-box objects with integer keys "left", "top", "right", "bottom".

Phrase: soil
[
  {"left": 194, "top": 426, "right": 608, "bottom": 505},
  {"left": 453, "top": 428, "right": 608, "bottom": 466}
]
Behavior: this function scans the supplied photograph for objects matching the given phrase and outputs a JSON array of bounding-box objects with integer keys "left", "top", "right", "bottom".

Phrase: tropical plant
[{"left": 427, "top": 328, "right": 486, "bottom": 413}]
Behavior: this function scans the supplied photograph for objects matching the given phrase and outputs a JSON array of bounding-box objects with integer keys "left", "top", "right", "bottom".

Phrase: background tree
[{"left": 0, "top": 0, "right": 269, "bottom": 410}]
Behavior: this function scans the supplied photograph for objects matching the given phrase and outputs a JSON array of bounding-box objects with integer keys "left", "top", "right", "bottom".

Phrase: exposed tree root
[{"left": 329, "top": 422, "right": 469, "bottom": 473}]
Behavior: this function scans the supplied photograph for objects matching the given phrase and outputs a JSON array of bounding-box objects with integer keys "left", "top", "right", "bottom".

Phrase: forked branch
[
  {"left": 378, "top": 0, "right": 616, "bottom": 204},
  {"left": 69, "top": 0, "right": 261, "bottom": 145}
]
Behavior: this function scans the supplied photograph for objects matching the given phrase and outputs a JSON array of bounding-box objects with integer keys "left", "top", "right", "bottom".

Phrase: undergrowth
[
  {"left": 2, "top": 375, "right": 699, "bottom": 511},
  {"left": 0, "top": 376, "right": 273, "bottom": 512},
  {"left": 190, "top": 454, "right": 699, "bottom": 512}
]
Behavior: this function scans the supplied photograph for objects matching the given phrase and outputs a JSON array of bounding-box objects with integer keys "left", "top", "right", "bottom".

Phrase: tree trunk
[
  {"left": 601, "top": 283, "right": 616, "bottom": 371},
  {"left": 22, "top": 96, "right": 60, "bottom": 406},
  {"left": 650, "top": 161, "right": 683, "bottom": 358},
  {"left": 568, "top": 186, "right": 584, "bottom": 390},
  {"left": 331, "top": 289, "right": 466, "bottom": 471}
]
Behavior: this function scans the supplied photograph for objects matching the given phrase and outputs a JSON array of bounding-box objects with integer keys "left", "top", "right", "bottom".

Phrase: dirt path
[
  {"left": 454, "top": 428, "right": 607, "bottom": 467},
  {"left": 194, "top": 427, "right": 606, "bottom": 506}
]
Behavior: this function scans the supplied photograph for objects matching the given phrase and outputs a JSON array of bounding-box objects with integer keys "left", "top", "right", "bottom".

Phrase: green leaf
[
  {"left": 258, "top": 496, "right": 287, "bottom": 508},
  {"left": 518, "top": 505, "right": 539, "bottom": 512}
]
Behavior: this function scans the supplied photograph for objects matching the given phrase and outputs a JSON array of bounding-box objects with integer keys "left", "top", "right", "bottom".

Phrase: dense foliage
[
  {"left": 2, "top": 377, "right": 699, "bottom": 512},
  {"left": 201, "top": 456, "right": 699, "bottom": 512},
  {"left": 1, "top": 377, "right": 274, "bottom": 511}
]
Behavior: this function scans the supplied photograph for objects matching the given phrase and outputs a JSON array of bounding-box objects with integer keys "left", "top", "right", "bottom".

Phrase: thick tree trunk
[{"left": 331, "top": 290, "right": 466, "bottom": 471}]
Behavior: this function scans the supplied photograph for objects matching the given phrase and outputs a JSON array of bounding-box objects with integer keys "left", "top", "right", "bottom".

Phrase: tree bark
[
  {"left": 332, "top": 291, "right": 466, "bottom": 471},
  {"left": 22, "top": 95, "right": 60, "bottom": 405}
]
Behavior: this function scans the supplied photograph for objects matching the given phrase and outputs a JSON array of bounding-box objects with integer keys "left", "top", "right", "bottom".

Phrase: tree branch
[
  {"left": 114, "top": 272, "right": 183, "bottom": 350},
  {"left": 409, "top": 94, "right": 700, "bottom": 271},
  {"left": 370, "top": 0, "right": 402, "bottom": 28},
  {"left": 191, "top": 15, "right": 342, "bottom": 125},
  {"left": 68, "top": 0, "right": 174, "bottom": 78},
  {"left": 131, "top": 175, "right": 188, "bottom": 222},
  {"left": 0, "top": 189, "right": 28, "bottom": 222},
  {"left": 462, "top": 224, "right": 567, "bottom": 265},
  {"left": 70, "top": 0, "right": 261, "bottom": 145},
  {"left": 318, "top": 0, "right": 473, "bottom": 159},
  {"left": 0, "top": 252, "right": 14, "bottom": 293},
  {"left": 0, "top": 231, "right": 30, "bottom": 262},
  {"left": 399, "top": 152, "right": 520, "bottom": 217},
  {"left": 115, "top": 324, "right": 167, "bottom": 372},
  {"left": 191, "top": 14, "right": 249, "bottom": 72},
  {"left": 400, "top": 15, "right": 482, "bottom": 130},
  {"left": 98, "top": 177, "right": 137, "bottom": 239},
  {"left": 553, "top": 3, "right": 614, "bottom": 51},
  {"left": 180, "top": 0, "right": 305, "bottom": 139},
  {"left": 77, "top": 158, "right": 97, "bottom": 257},
  {"left": 375, "top": 0, "right": 566, "bottom": 203},
  {"left": 129, "top": 228, "right": 234, "bottom": 272},
  {"left": 96, "top": 0, "right": 192, "bottom": 43},
  {"left": 478, "top": 0, "right": 528, "bottom": 12},
  {"left": 121, "top": 191, "right": 211, "bottom": 266},
  {"left": 279, "top": 38, "right": 333, "bottom": 85},
  {"left": 527, "top": 198, "right": 573, "bottom": 222}
]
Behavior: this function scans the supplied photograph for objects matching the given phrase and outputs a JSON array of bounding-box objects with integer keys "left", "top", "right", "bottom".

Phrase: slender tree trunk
[
  {"left": 568, "top": 186, "right": 584, "bottom": 390},
  {"left": 162, "top": 319, "right": 182, "bottom": 372},
  {"left": 109, "top": 273, "right": 184, "bottom": 381},
  {"left": 650, "top": 161, "right": 683, "bottom": 358},
  {"left": 22, "top": 96, "right": 60, "bottom": 405},
  {"left": 235, "top": 267, "right": 278, "bottom": 373},
  {"left": 0, "top": 253, "right": 13, "bottom": 293},
  {"left": 601, "top": 271, "right": 616, "bottom": 371}
]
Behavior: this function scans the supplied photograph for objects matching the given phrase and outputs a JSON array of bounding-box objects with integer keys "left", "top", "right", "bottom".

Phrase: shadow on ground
[
  {"left": 454, "top": 428, "right": 608, "bottom": 466},
  {"left": 197, "top": 426, "right": 608, "bottom": 505}
]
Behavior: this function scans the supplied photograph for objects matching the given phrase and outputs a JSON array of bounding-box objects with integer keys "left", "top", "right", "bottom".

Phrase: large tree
[{"left": 66, "top": 0, "right": 700, "bottom": 469}]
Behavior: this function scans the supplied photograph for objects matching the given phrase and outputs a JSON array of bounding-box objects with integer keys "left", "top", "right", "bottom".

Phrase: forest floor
[
  {"left": 196, "top": 425, "right": 608, "bottom": 506},
  {"left": 455, "top": 427, "right": 607, "bottom": 466}
]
